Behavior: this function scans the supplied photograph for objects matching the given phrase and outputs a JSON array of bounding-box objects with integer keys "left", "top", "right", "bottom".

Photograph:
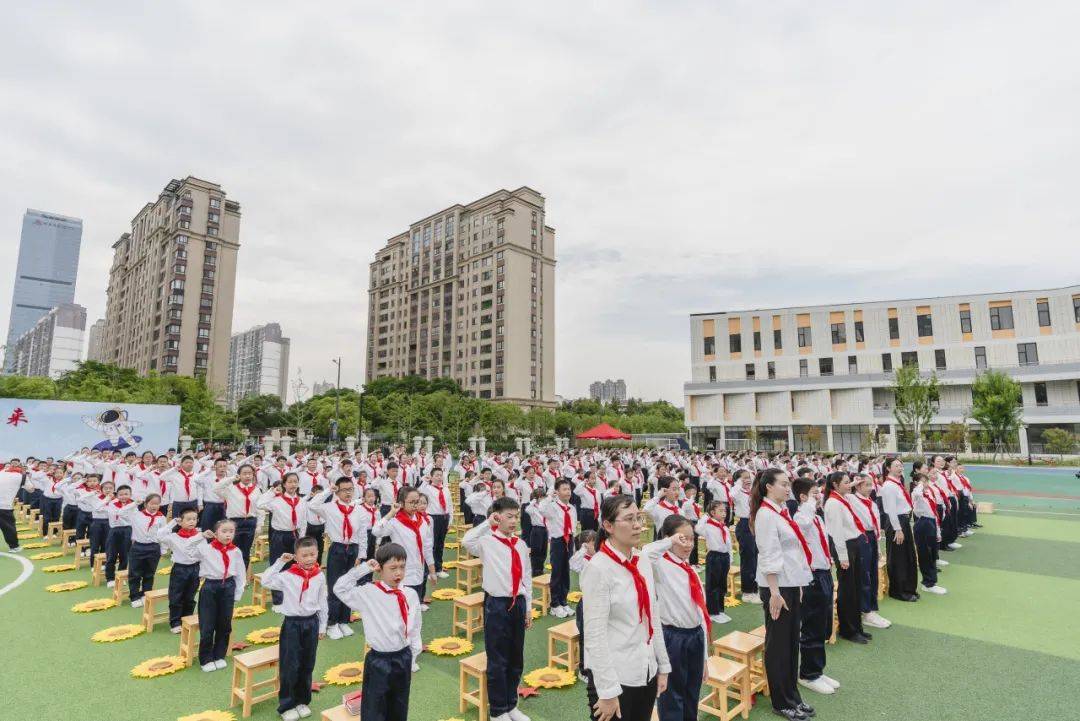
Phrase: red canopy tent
[{"left": 576, "top": 422, "right": 631, "bottom": 441}]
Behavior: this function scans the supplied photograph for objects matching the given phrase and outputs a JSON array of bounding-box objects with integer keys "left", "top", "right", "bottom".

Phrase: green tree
[
  {"left": 891, "top": 364, "right": 940, "bottom": 454},
  {"left": 0, "top": 375, "right": 58, "bottom": 399},
  {"left": 970, "top": 370, "right": 1023, "bottom": 459},
  {"left": 943, "top": 422, "right": 969, "bottom": 454},
  {"left": 236, "top": 394, "right": 285, "bottom": 431},
  {"left": 1041, "top": 427, "right": 1077, "bottom": 456}
]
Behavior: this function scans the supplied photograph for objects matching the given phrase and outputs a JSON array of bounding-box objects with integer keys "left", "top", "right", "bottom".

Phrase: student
[
  {"left": 104, "top": 484, "right": 134, "bottom": 587},
  {"left": 851, "top": 473, "right": 890, "bottom": 629},
  {"left": 157, "top": 508, "right": 204, "bottom": 633},
  {"left": 574, "top": 470, "right": 603, "bottom": 532},
  {"left": 751, "top": 468, "right": 814, "bottom": 721},
  {"left": 525, "top": 488, "right": 549, "bottom": 578},
  {"left": 371, "top": 487, "right": 436, "bottom": 608},
  {"left": 418, "top": 467, "right": 453, "bottom": 577},
  {"left": 198, "top": 458, "right": 230, "bottom": 532},
  {"left": 118, "top": 492, "right": 166, "bottom": 607},
  {"left": 259, "top": 538, "right": 329, "bottom": 721},
  {"left": 642, "top": 477, "right": 682, "bottom": 537},
  {"left": 257, "top": 472, "right": 308, "bottom": 609},
  {"left": 911, "top": 472, "right": 947, "bottom": 595},
  {"left": 82, "top": 478, "right": 114, "bottom": 564},
  {"left": 679, "top": 485, "right": 703, "bottom": 567},
  {"left": 163, "top": 455, "right": 201, "bottom": 518},
  {"left": 695, "top": 500, "right": 732, "bottom": 624},
  {"left": 538, "top": 479, "right": 577, "bottom": 618},
  {"left": 73, "top": 473, "right": 102, "bottom": 551},
  {"left": 359, "top": 487, "right": 380, "bottom": 561},
  {"left": 822, "top": 471, "right": 869, "bottom": 644},
  {"left": 462, "top": 497, "right": 534, "bottom": 721},
  {"left": 309, "top": 476, "right": 370, "bottom": 639},
  {"left": 375, "top": 462, "right": 404, "bottom": 516},
  {"left": 881, "top": 457, "right": 919, "bottom": 602},
  {"left": 333, "top": 544, "right": 423, "bottom": 721},
  {"left": 731, "top": 469, "right": 760, "bottom": 603},
  {"left": 194, "top": 520, "right": 247, "bottom": 671},
  {"left": 213, "top": 464, "right": 263, "bottom": 568},
  {"left": 459, "top": 470, "right": 477, "bottom": 526},
  {"left": 303, "top": 484, "right": 326, "bottom": 564},
  {"left": 569, "top": 530, "right": 597, "bottom": 677},
  {"left": 0, "top": 461, "right": 22, "bottom": 552},
  {"left": 791, "top": 478, "right": 838, "bottom": 696},
  {"left": 644, "top": 514, "right": 710, "bottom": 721},
  {"left": 581, "top": 495, "right": 670, "bottom": 721}
]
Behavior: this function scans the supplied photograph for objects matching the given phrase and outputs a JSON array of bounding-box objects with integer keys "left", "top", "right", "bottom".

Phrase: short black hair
[
  {"left": 386, "top": 461, "right": 399, "bottom": 470},
  {"left": 178, "top": 507, "right": 198, "bottom": 520},
  {"left": 658, "top": 475, "right": 677, "bottom": 490},
  {"left": 492, "top": 496, "right": 520, "bottom": 514},
  {"left": 376, "top": 542, "right": 408, "bottom": 565},
  {"left": 335, "top": 476, "right": 354, "bottom": 488},
  {"left": 295, "top": 536, "right": 318, "bottom": 552},
  {"left": 554, "top": 478, "right": 571, "bottom": 491},
  {"left": 659, "top": 513, "right": 692, "bottom": 539},
  {"left": 792, "top": 477, "right": 815, "bottom": 500}
]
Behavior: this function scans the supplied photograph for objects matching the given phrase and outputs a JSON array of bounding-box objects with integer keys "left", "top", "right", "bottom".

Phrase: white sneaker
[
  {"left": 961, "top": 530, "right": 973, "bottom": 537},
  {"left": 201, "top": 662, "right": 216, "bottom": 672},
  {"left": 411, "top": 662, "right": 420, "bottom": 672},
  {"left": 862, "top": 612, "right": 889, "bottom": 629},
  {"left": 296, "top": 705, "right": 312, "bottom": 719},
  {"left": 9, "top": 547, "right": 21, "bottom": 553},
  {"left": 437, "top": 571, "right": 450, "bottom": 578},
  {"left": 798, "top": 676, "right": 835, "bottom": 695},
  {"left": 131, "top": 598, "right": 144, "bottom": 608},
  {"left": 106, "top": 581, "right": 115, "bottom": 588},
  {"left": 710, "top": 613, "right": 732, "bottom": 624},
  {"left": 508, "top": 707, "right": 532, "bottom": 721},
  {"left": 947, "top": 543, "right": 962, "bottom": 550},
  {"left": 170, "top": 626, "right": 181, "bottom": 634},
  {"left": 214, "top": 659, "right": 227, "bottom": 670},
  {"left": 937, "top": 559, "right": 949, "bottom": 567},
  {"left": 340, "top": 624, "right": 355, "bottom": 637},
  {"left": 420, "top": 603, "right": 430, "bottom": 612},
  {"left": 271, "top": 604, "right": 284, "bottom": 614},
  {"left": 326, "top": 624, "right": 343, "bottom": 640},
  {"left": 742, "top": 593, "right": 762, "bottom": 605},
  {"left": 560, "top": 606, "right": 572, "bottom": 616},
  {"left": 868, "top": 611, "right": 891, "bottom": 628},
  {"left": 920, "top": 584, "right": 947, "bottom": 595},
  {"left": 820, "top": 674, "right": 840, "bottom": 689},
  {"left": 280, "top": 710, "right": 300, "bottom": 721},
  {"left": 549, "top": 607, "right": 564, "bottom": 618}
]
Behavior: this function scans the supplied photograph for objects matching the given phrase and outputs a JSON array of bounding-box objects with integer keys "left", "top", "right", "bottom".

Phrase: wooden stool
[
  {"left": 91, "top": 554, "right": 106, "bottom": 586},
  {"left": 747, "top": 625, "right": 765, "bottom": 638},
  {"left": 142, "top": 588, "right": 170, "bottom": 632},
  {"left": 452, "top": 591, "right": 485, "bottom": 642},
  {"left": 60, "top": 529, "right": 76, "bottom": 553},
  {"left": 459, "top": 652, "right": 489, "bottom": 721},
  {"left": 878, "top": 556, "right": 888, "bottom": 600},
  {"left": 179, "top": 614, "right": 234, "bottom": 667},
  {"left": 111, "top": 570, "right": 129, "bottom": 605},
  {"left": 976, "top": 501, "right": 994, "bottom": 514},
  {"left": 230, "top": 645, "right": 280, "bottom": 718},
  {"left": 253, "top": 536, "right": 269, "bottom": 558},
  {"left": 700, "top": 655, "right": 751, "bottom": 720},
  {"left": 46, "top": 521, "right": 63, "bottom": 545},
  {"left": 456, "top": 540, "right": 474, "bottom": 562},
  {"left": 73, "top": 539, "right": 90, "bottom": 568},
  {"left": 712, "top": 630, "right": 768, "bottom": 697},
  {"left": 455, "top": 558, "right": 483, "bottom": 594},
  {"left": 320, "top": 705, "right": 353, "bottom": 721},
  {"left": 29, "top": 509, "right": 41, "bottom": 525},
  {"left": 532, "top": 574, "right": 551, "bottom": 616},
  {"left": 250, "top": 575, "right": 270, "bottom": 607},
  {"left": 547, "top": 620, "right": 580, "bottom": 670},
  {"left": 727, "top": 565, "right": 741, "bottom": 598}
]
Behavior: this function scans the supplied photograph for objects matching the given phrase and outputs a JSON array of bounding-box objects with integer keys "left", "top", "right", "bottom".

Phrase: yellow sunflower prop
[
  {"left": 723, "top": 595, "right": 743, "bottom": 608},
  {"left": 245, "top": 627, "right": 280, "bottom": 645},
  {"left": 30, "top": 551, "right": 64, "bottom": 560},
  {"left": 42, "top": 563, "right": 78, "bottom": 573},
  {"left": 131, "top": 656, "right": 186, "bottom": 679},
  {"left": 323, "top": 662, "right": 365, "bottom": 685},
  {"left": 444, "top": 542, "right": 460, "bottom": 550},
  {"left": 232, "top": 605, "right": 266, "bottom": 619},
  {"left": 46, "top": 581, "right": 88, "bottom": 593},
  {"left": 22, "top": 541, "right": 50, "bottom": 549},
  {"left": 72, "top": 598, "right": 119, "bottom": 613},
  {"left": 16, "top": 531, "right": 40, "bottom": 540},
  {"left": 350, "top": 611, "right": 362, "bottom": 622},
  {"left": 157, "top": 565, "right": 173, "bottom": 576},
  {"left": 92, "top": 624, "right": 145, "bottom": 643},
  {"left": 249, "top": 554, "right": 262, "bottom": 564},
  {"left": 545, "top": 563, "right": 552, "bottom": 571},
  {"left": 177, "top": 711, "right": 236, "bottom": 721},
  {"left": 566, "top": 591, "right": 582, "bottom": 604},
  {"left": 431, "top": 588, "right": 465, "bottom": 601},
  {"left": 530, "top": 609, "right": 541, "bottom": 620},
  {"left": 442, "top": 561, "right": 460, "bottom": 570},
  {"left": 427, "top": 637, "right": 474, "bottom": 656},
  {"left": 523, "top": 666, "right": 576, "bottom": 689}
]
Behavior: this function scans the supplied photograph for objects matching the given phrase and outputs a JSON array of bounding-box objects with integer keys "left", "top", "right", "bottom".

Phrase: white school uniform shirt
[
  {"left": 706, "top": 478, "right": 733, "bottom": 508},
  {"left": 258, "top": 558, "right": 330, "bottom": 633},
  {"left": 569, "top": 546, "right": 593, "bottom": 574},
  {"left": 193, "top": 538, "right": 247, "bottom": 599},
  {"left": 461, "top": 522, "right": 532, "bottom": 599},
  {"left": 308, "top": 491, "right": 370, "bottom": 551},
  {"left": 333, "top": 564, "right": 423, "bottom": 656},
  {"left": 0, "top": 469, "right": 23, "bottom": 509},
  {"left": 524, "top": 504, "right": 545, "bottom": 531},
  {"left": 695, "top": 515, "right": 732, "bottom": 554},
  {"left": 134, "top": 468, "right": 171, "bottom": 504},
  {"left": 213, "top": 479, "right": 263, "bottom": 518},
  {"left": 879, "top": 478, "right": 913, "bottom": 530},
  {"left": 296, "top": 469, "right": 323, "bottom": 496},
  {"left": 162, "top": 467, "right": 201, "bottom": 504},
  {"left": 120, "top": 503, "right": 168, "bottom": 543},
  {"left": 752, "top": 498, "right": 813, "bottom": 588},
  {"left": 851, "top": 493, "right": 881, "bottom": 537},
  {"left": 538, "top": 497, "right": 577, "bottom": 543},
  {"left": 156, "top": 523, "right": 205, "bottom": 564},
  {"left": 912, "top": 484, "right": 941, "bottom": 524},
  {"left": 375, "top": 475, "right": 404, "bottom": 505},
  {"left": 679, "top": 499, "right": 703, "bottom": 524},
  {"left": 580, "top": 544, "right": 671, "bottom": 700},
  {"left": 371, "top": 512, "right": 434, "bottom": 585},
  {"left": 643, "top": 495, "right": 681, "bottom": 528},
  {"left": 642, "top": 538, "right": 709, "bottom": 633},
  {"left": 574, "top": 480, "right": 603, "bottom": 517},
  {"left": 107, "top": 499, "right": 135, "bottom": 528},
  {"left": 465, "top": 488, "right": 497, "bottom": 518},
  {"left": 256, "top": 491, "right": 308, "bottom": 534},
  {"left": 418, "top": 481, "right": 454, "bottom": 518},
  {"left": 793, "top": 502, "right": 832, "bottom": 571},
  {"left": 822, "top": 495, "right": 862, "bottom": 564}
]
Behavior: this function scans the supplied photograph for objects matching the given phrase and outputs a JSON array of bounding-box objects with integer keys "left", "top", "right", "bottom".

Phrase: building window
[
  {"left": 901, "top": 351, "right": 919, "bottom": 368},
  {"left": 745, "top": 363, "right": 755, "bottom": 380},
  {"left": 773, "top": 329, "right": 782, "bottom": 350},
  {"left": 935, "top": 349, "right": 947, "bottom": 370},
  {"left": 703, "top": 336, "right": 715, "bottom": 355},
  {"left": 831, "top": 323, "right": 846, "bottom": 344},
  {"left": 819, "top": 357, "right": 833, "bottom": 376},
  {"left": 1037, "top": 300, "right": 1051, "bottom": 327},
  {"left": 881, "top": 353, "right": 893, "bottom": 372},
  {"left": 990, "top": 305, "right": 1014, "bottom": 330},
  {"left": 854, "top": 321, "right": 864, "bottom": 342},
  {"left": 753, "top": 331, "right": 761, "bottom": 352},
  {"left": 1034, "top": 382, "right": 1048, "bottom": 407},
  {"left": 959, "top": 309, "right": 972, "bottom": 334},
  {"left": 797, "top": 326, "right": 811, "bottom": 348},
  {"left": 974, "top": 346, "right": 987, "bottom": 369},
  {"left": 730, "top": 335, "right": 742, "bottom": 353},
  {"left": 917, "top": 312, "right": 933, "bottom": 337},
  {"left": 799, "top": 359, "right": 808, "bottom": 377},
  {"left": 1075, "top": 296, "right": 1080, "bottom": 323},
  {"left": 767, "top": 361, "right": 775, "bottom": 379},
  {"left": 708, "top": 366, "right": 716, "bottom": 382},
  {"left": 888, "top": 317, "right": 900, "bottom": 339},
  {"left": 848, "top": 355, "right": 858, "bottom": 374},
  {"left": 1017, "top": 342, "right": 1039, "bottom": 366}
]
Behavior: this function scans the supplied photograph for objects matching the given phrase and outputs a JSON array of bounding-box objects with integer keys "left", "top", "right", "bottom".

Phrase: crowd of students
[{"left": 0, "top": 444, "right": 978, "bottom": 721}]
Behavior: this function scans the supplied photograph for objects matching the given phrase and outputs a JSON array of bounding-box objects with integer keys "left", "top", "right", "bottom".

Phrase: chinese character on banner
[{"left": 6, "top": 407, "right": 28, "bottom": 427}]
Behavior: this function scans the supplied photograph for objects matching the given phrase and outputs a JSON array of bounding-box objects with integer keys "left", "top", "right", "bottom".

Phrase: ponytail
[
  {"left": 749, "top": 467, "right": 785, "bottom": 533},
  {"left": 824, "top": 471, "right": 847, "bottom": 499}
]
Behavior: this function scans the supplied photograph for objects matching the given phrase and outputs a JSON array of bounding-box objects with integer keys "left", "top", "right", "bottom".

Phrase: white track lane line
[{"left": 0, "top": 552, "right": 34, "bottom": 598}]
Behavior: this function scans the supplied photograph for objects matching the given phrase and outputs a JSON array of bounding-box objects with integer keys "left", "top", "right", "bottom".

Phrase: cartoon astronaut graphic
[{"left": 82, "top": 407, "right": 144, "bottom": 451}]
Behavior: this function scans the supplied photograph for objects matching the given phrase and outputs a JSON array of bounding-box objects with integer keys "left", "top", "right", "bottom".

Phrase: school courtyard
[{"left": 2, "top": 465, "right": 1078, "bottom": 721}]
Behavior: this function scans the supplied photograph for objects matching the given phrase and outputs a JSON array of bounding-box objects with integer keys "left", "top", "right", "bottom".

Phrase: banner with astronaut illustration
[{"left": 0, "top": 399, "right": 181, "bottom": 460}]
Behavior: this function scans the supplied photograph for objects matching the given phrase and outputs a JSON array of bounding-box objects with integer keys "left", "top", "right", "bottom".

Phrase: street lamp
[{"left": 331, "top": 357, "right": 342, "bottom": 449}]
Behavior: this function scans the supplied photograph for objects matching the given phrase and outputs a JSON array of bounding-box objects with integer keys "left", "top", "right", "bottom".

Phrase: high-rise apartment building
[
  {"left": 4, "top": 209, "right": 83, "bottom": 371},
  {"left": 101, "top": 177, "right": 240, "bottom": 393},
  {"left": 589, "top": 378, "right": 628, "bottom": 404},
  {"left": 226, "top": 322, "right": 291, "bottom": 409},
  {"left": 7, "top": 303, "right": 86, "bottom": 378},
  {"left": 86, "top": 318, "right": 106, "bottom": 362},
  {"left": 312, "top": 381, "right": 334, "bottom": 397},
  {"left": 366, "top": 187, "right": 556, "bottom": 406}
]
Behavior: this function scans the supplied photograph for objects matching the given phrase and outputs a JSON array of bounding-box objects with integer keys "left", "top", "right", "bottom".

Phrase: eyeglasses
[{"left": 613, "top": 513, "right": 645, "bottom": 527}]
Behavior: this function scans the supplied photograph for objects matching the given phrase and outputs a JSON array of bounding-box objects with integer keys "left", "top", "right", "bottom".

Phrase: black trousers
[
  {"left": 105, "top": 526, "right": 132, "bottom": 582},
  {"left": 75, "top": 509, "right": 92, "bottom": 541},
  {"left": 914, "top": 516, "right": 939, "bottom": 587},
  {"left": 958, "top": 494, "right": 972, "bottom": 531},
  {"left": 365, "top": 531, "right": 377, "bottom": 561},
  {"left": 940, "top": 497, "right": 959, "bottom": 546},
  {"left": 304, "top": 523, "right": 325, "bottom": 564},
  {"left": 361, "top": 646, "right": 412, "bottom": 721},
  {"left": 484, "top": 594, "right": 527, "bottom": 716},
  {"left": 198, "top": 577, "right": 236, "bottom": 664},
  {"left": 585, "top": 670, "right": 658, "bottom": 721},
  {"left": 326, "top": 541, "right": 360, "bottom": 625},
  {"left": 268, "top": 528, "right": 297, "bottom": 605},
  {"left": 858, "top": 532, "right": 879, "bottom": 613},
  {"left": 460, "top": 488, "right": 474, "bottom": 526},
  {"left": 229, "top": 517, "right": 257, "bottom": 569},
  {"left": 529, "top": 526, "right": 548, "bottom": 577},
  {"left": 705, "top": 550, "right": 730, "bottom": 614},
  {"left": 832, "top": 538, "right": 864, "bottom": 639},
  {"left": 61, "top": 504, "right": 78, "bottom": 533},
  {"left": 430, "top": 513, "right": 449, "bottom": 572},
  {"left": 200, "top": 501, "right": 225, "bottom": 532},
  {"left": 40, "top": 496, "right": 62, "bottom": 536},
  {"left": 761, "top": 585, "right": 803, "bottom": 711},
  {"left": 549, "top": 536, "right": 572, "bottom": 607},
  {"left": 278, "top": 614, "right": 319, "bottom": 713},
  {"left": 884, "top": 512, "right": 918, "bottom": 599},
  {"left": 577, "top": 506, "right": 599, "bottom": 532},
  {"left": 734, "top": 518, "right": 758, "bottom": 593},
  {"left": 128, "top": 541, "right": 161, "bottom": 600},
  {"left": 799, "top": 569, "right": 833, "bottom": 680},
  {"left": 0, "top": 509, "right": 18, "bottom": 549},
  {"left": 657, "top": 625, "right": 705, "bottom": 721},
  {"left": 171, "top": 499, "right": 198, "bottom": 519},
  {"left": 88, "top": 518, "right": 109, "bottom": 561},
  {"left": 168, "top": 561, "right": 200, "bottom": 628}
]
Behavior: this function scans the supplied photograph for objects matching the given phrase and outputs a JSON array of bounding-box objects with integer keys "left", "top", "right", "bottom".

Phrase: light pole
[{"left": 331, "top": 357, "right": 342, "bottom": 449}]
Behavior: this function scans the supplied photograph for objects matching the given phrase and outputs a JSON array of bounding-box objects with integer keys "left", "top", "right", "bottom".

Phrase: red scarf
[
  {"left": 177, "top": 527, "right": 199, "bottom": 538},
  {"left": 663, "top": 551, "right": 710, "bottom": 635},
  {"left": 280, "top": 493, "right": 301, "bottom": 529},
  {"left": 759, "top": 502, "right": 812, "bottom": 567},
  {"left": 362, "top": 504, "right": 377, "bottom": 526},
  {"left": 812, "top": 516, "right": 831, "bottom": 567},
  {"left": 140, "top": 509, "right": 163, "bottom": 531},
  {"left": 178, "top": 469, "right": 193, "bottom": 498},
  {"left": 857, "top": 496, "right": 880, "bottom": 535},
  {"left": 829, "top": 492, "right": 867, "bottom": 533},
  {"left": 659, "top": 500, "right": 680, "bottom": 515},
  {"left": 237, "top": 483, "right": 257, "bottom": 515},
  {"left": 886, "top": 477, "right": 913, "bottom": 508},
  {"left": 337, "top": 502, "right": 355, "bottom": 542},
  {"left": 957, "top": 473, "right": 972, "bottom": 492},
  {"left": 598, "top": 542, "right": 654, "bottom": 642},
  {"left": 922, "top": 490, "right": 942, "bottom": 525},
  {"left": 395, "top": 511, "right": 426, "bottom": 566},
  {"left": 556, "top": 501, "right": 573, "bottom": 544},
  {"left": 434, "top": 484, "right": 449, "bottom": 513},
  {"left": 375, "top": 582, "right": 410, "bottom": 641},
  {"left": 210, "top": 539, "right": 236, "bottom": 579},
  {"left": 584, "top": 485, "right": 599, "bottom": 520},
  {"left": 492, "top": 532, "right": 524, "bottom": 608},
  {"left": 286, "top": 563, "right": 321, "bottom": 601},
  {"left": 707, "top": 517, "right": 729, "bottom": 545}
]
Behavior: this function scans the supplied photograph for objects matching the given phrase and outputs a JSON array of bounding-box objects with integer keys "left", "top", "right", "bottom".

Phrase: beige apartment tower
[
  {"left": 101, "top": 177, "right": 240, "bottom": 393},
  {"left": 367, "top": 187, "right": 556, "bottom": 406}
]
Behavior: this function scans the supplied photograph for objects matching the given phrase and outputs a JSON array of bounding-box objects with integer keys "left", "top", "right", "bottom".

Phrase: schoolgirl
[
  {"left": 157, "top": 507, "right": 204, "bottom": 632},
  {"left": 695, "top": 499, "right": 732, "bottom": 624},
  {"left": 194, "top": 519, "right": 247, "bottom": 671},
  {"left": 256, "top": 471, "right": 308, "bottom": 609},
  {"left": 731, "top": 469, "right": 760, "bottom": 604},
  {"left": 911, "top": 472, "right": 947, "bottom": 595},
  {"left": 104, "top": 484, "right": 134, "bottom": 587},
  {"left": 822, "top": 471, "right": 870, "bottom": 643},
  {"left": 880, "top": 457, "right": 919, "bottom": 602},
  {"left": 118, "top": 492, "right": 167, "bottom": 606}
]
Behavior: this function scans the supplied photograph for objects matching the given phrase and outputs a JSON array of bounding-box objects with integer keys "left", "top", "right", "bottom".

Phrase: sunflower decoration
[
  {"left": 249, "top": 554, "right": 262, "bottom": 564},
  {"left": 350, "top": 611, "right": 362, "bottom": 623},
  {"left": 723, "top": 595, "right": 743, "bottom": 608},
  {"left": 245, "top": 627, "right": 280, "bottom": 645},
  {"left": 566, "top": 591, "right": 582, "bottom": 605},
  {"left": 444, "top": 542, "right": 460, "bottom": 550},
  {"left": 43, "top": 563, "right": 78, "bottom": 574},
  {"left": 323, "top": 662, "right": 365, "bottom": 686},
  {"left": 131, "top": 656, "right": 186, "bottom": 679},
  {"left": 92, "top": 624, "right": 146, "bottom": 643},
  {"left": 545, "top": 563, "right": 552, "bottom": 571},
  {"left": 427, "top": 637, "right": 474, "bottom": 657},
  {"left": 232, "top": 605, "right": 267, "bottom": 619},
  {"left": 177, "top": 711, "right": 236, "bottom": 721},
  {"left": 157, "top": 565, "right": 173, "bottom": 576},
  {"left": 431, "top": 588, "right": 466, "bottom": 601},
  {"left": 523, "top": 666, "right": 577, "bottom": 689},
  {"left": 16, "top": 531, "right": 40, "bottom": 540},
  {"left": 442, "top": 561, "right": 460, "bottom": 570},
  {"left": 30, "top": 551, "right": 64, "bottom": 560},
  {"left": 530, "top": 609, "right": 541, "bottom": 620},
  {"left": 22, "top": 541, "right": 50, "bottom": 549},
  {"left": 46, "top": 581, "right": 88, "bottom": 593},
  {"left": 72, "top": 598, "right": 119, "bottom": 613}
]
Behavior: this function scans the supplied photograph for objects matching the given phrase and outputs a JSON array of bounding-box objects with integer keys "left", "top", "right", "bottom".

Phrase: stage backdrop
[{"left": 1, "top": 399, "right": 181, "bottom": 460}]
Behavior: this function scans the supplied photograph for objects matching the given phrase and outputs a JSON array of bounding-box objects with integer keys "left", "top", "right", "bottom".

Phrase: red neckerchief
[
  {"left": 598, "top": 542, "right": 653, "bottom": 642},
  {"left": 684, "top": 502, "right": 701, "bottom": 520},
  {"left": 362, "top": 504, "right": 377, "bottom": 526},
  {"left": 210, "top": 539, "right": 236, "bottom": 579},
  {"left": 491, "top": 530, "right": 524, "bottom": 608},
  {"left": 394, "top": 511, "right": 426, "bottom": 566},
  {"left": 707, "top": 517, "right": 729, "bottom": 544},
  {"left": 829, "top": 492, "right": 867, "bottom": 533},
  {"left": 659, "top": 500, "right": 680, "bottom": 514},
  {"left": 177, "top": 527, "right": 199, "bottom": 538},
  {"left": 886, "top": 477, "right": 913, "bottom": 508},
  {"left": 921, "top": 489, "right": 942, "bottom": 525},
  {"left": 856, "top": 495, "right": 881, "bottom": 535},
  {"left": 957, "top": 473, "right": 972, "bottom": 492},
  {"left": 759, "top": 501, "right": 812, "bottom": 567},
  {"left": 336, "top": 502, "right": 355, "bottom": 542},
  {"left": 140, "top": 509, "right": 162, "bottom": 531},
  {"left": 812, "top": 516, "right": 831, "bottom": 568},
  {"left": 286, "top": 563, "right": 321, "bottom": 601},
  {"left": 279, "top": 493, "right": 301, "bottom": 529},
  {"left": 236, "top": 483, "right": 257, "bottom": 515},
  {"left": 942, "top": 472, "right": 958, "bottom": 495},
  {"left": 584, "top": 485, "right": 599, "bottom": 520},
  {"left": 663, "top": 551, "right": 710, "bottom": 636},
  {"left": 434, "top": 483, "right": 448, "bottom": 513},
  {"left": 178, "top": 469, "right": 193, "bottom": 498},
  {"left": 112, "top": 498, "right": 132, "bottom": 509},
  {"left": 556, "top": 501, "right": 572, "bottom": 544},
  {"left": 375, "top": 581, "right": 410, "bottom": 641}
]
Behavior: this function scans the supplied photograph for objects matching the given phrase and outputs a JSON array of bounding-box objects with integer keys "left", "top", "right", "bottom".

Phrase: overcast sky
[{"left": 2, "top": 1, "right": 1079, "bottom": 404}]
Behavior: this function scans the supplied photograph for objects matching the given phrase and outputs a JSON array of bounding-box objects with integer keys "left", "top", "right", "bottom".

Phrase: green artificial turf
[{"left": 3, "top": 466, "right": 1079, "bottom": 720}]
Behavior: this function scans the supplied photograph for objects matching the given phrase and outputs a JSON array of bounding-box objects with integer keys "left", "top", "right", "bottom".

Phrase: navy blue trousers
[
  {"left": 105, "top": 526, "right": 131, "bottom": 582},
  {"left": 914, "top": 516, "right": 939, "bottom": 587},
  {"left": 88, "top": 518, "right": 109, "bottom": 562},
  {"left": 40, "top": 496, "right": 62, "bottom": 537},
  {"left": 278, "top": 614, "right": 319, "bottom": 713},
  {"left": 549, "top": 536, "right": 572, "bottom": 607},
  {"left": 529, "top": 526, "right": 548, "bottom": 577},
  {"left": 304, "top": 522, "right": 325, "bottom": 564},
  {"left": 74, "top": 509, "right": 91, "bottom": 541},
  {"left": 431, "top": 513, "right": 449, "bottom": 572},
  {"left": 734, "top": 518, "right": 758, "bottom": 593},
  {"left": 61, "top": 504, "right": 78, "bottom": 532},
  {"left": 326, "top": 541, "right": 359, "bottom": 625},
  {"left": 361, "top": 647, "right": 412, "bottom": 721},
  {"left": 657, "top": 625, "right": 705, "bottom": 721},
  {"left": 128, "top": 540, "right": 160, "bottom": 600},
  {"left": 705, "top": 550, "right": 730, "bottom": 614},
  {"left": 197, "top": 577, "right": 236, "bottom": 664},
  {"left": 761, "top": 586, "right": 803, "bottom": 712},
  {"left": 199, "top": 501, "right": 225, "bottom": 532},
  {"left": 484, "top": 594, "right": 527, "bottom": 717},
  {"left": 229, "top": 516, "right": 257, "bottom": 569},
  {"left": 799, "top": 568, "right": 833, "bottom": 680},
  {"left": 858, "top": 532, "right": 879, "bottom": 613},
  {"left": 168, "top": 561, "right": 200, "bottom": 628},
  {"left": 268, "top": 528, "right": 297, "bottom": 605},
  {"left": 832, "top": 538, "right": 864, "bottom": 640}
]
